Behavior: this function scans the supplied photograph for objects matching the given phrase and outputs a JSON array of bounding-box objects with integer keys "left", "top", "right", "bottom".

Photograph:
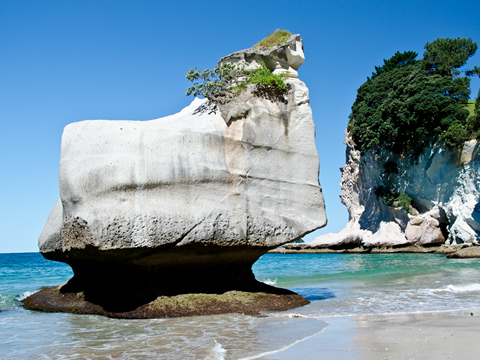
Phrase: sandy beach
[{"left": 260, "top": 309, "right": 480, "bottom": 360}]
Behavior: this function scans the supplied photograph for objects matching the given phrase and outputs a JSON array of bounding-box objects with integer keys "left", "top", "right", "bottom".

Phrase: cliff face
[
  {"left": 312, "top": 135, "right": 480, "bottom": 248},
  {"left": 36, "top": 35, "right": 326, "bottom": 310}
]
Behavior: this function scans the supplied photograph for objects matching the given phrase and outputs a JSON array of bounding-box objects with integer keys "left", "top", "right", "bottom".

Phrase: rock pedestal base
[
  {"left": 30, "top": 245, "right": 306, "bottom": 315},
  {"left": 22, "top": 287, "right": 308, "bottom": 319}
]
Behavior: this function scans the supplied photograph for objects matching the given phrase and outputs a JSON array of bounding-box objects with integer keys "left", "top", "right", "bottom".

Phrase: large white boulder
[
  {"left": 42, "top": 91, "right": 325, "bottom": 253},
  {"left": 38, "top": 35, "right": 326, "bottom": 305}
]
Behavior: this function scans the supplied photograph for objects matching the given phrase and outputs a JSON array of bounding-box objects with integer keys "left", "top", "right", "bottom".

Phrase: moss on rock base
[{"left": 22, "top": 286, "right": 309, "bottom": 319}]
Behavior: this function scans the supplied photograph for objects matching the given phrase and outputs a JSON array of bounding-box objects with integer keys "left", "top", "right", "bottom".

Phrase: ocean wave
[
  {"left": 270, "top": 312, "right": 308, "bottom": 318},
  {"left": 298, "top": 283, "right": 480, "bottom": 318},
  {"left": 0, "top": 294, "right": 18, "bottom": 311},
  {"left": 0, "top": 290, "right": 41, "bottom": 311},
  {"left": 205, "top": 340, "right": 226, "bottom": 360},
  {"left": 261, "top": 278, "right": 277, "bottom": 286},
  {"left": 443, "top": 284, "right": 480, "bottom": 293},
  {"left": 18, "top": 289, "right": 39, "bottom": 301}
]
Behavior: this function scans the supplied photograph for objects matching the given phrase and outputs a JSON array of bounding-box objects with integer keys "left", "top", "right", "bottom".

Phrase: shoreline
[
  {"left": 269, "top": 243, "right": 480, "bottom": 258},
  {"left": 259, "top": 308, "right": 480, "bottom": 359}
]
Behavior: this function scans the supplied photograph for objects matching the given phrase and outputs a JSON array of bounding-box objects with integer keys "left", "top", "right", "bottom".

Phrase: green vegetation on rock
[
  {"left": 186, "top": 30, "right": 293, "bottom": 104},
  {"left": 185, "top": 63, "right": 248, "bottom": 100},
  {"left": 186, "top": 61, "right": 289, "bottom": 103},
  {"left": 254, "top": 29, "right": 292, "bottom": 49},
  {"left": 397, "top": 191, "right": 413, "bottom": 214},
  {"left": 376, "top": 187, "right": 413, "bottom": 213},
  {"left": 248, "top": 62, "right": 289, "bottom": 91},
  {"left": 22, "top": 285, "right": 309, "bottom": 318},
  {"left": 349, "top": 37, "right": 479, "bottom": 154}
]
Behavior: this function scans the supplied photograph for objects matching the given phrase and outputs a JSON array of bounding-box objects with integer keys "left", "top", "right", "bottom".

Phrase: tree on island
[
  {"left": 422, "top": 37, "right": 478, "bottom": 77},
  {"left": 369, "top": 50, "right": 419, "bottom": 80},
  {"left": 349, "top": 37, "right": 479, "bottom": 154}
]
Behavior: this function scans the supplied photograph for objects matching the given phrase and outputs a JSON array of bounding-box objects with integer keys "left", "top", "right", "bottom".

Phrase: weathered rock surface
[
  {"left": 271, "top": 243, "right": 463, "bottom": 254},
  {"left": 29, "top": 35, "right": 326, "bottom": 313},
  {"left": 220, "top": 34, "right": 305, "bottom": 78},
  {"left": 446, "top": 245, "right": 480, "bottom": 258},
  {"left": 304, "top": 135, "right": 479, "bottom": 251},
  {"left": 22, "top": 286, "right": 309, "bottom": 318},
  {"left": 215, "top": 34, "right": 306, "bottom": 124}
]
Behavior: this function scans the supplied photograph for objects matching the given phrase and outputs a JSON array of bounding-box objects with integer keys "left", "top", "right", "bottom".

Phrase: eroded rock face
[
  {"left": 310, "top": 135, "right": 479, "bottom": 249},
  {"left": 220, "top": 34, "right": 305, "bottom": 78},
  {"left": 38, "top": 35, "right": 326, "bottom": 310}
]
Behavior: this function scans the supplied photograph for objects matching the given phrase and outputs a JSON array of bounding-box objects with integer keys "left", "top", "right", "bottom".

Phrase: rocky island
[
  {"left": 285, "top": 135, "right": 480, "bottom": 257},
  {"left": 23, "top": 33, "right": 327, "bottom": 318},
  {"left": 283, "top": 37, "right": 480, "bottom": 257}
]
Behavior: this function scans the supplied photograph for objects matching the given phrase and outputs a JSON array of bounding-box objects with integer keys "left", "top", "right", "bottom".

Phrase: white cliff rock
[
  {"left": 311, "top": 134, "right": 479, "bottom": 249},
  {"left": 42, "top": 92, "right": 325, "bottom": 252},
  {"left": 220, "top": 34, "right": 305, "bottom": 78},
  {"left": 405, "top": 207, "right": 446, "bottom": 245},
  {"left": 38, "top": 35, "right": 326, "bottom": 304}
]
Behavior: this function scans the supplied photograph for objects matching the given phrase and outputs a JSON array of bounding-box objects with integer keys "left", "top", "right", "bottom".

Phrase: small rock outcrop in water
[
  {"left": 24, "top": 35, "right": 326, "bottom": 316},
  {"left": 304, "top": 134, "right": 479, "bottom": 251}
]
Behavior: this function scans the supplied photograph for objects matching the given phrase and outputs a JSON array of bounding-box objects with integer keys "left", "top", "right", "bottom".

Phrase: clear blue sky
[{"left": 1, "top": 0, "right": 479, "bottom": 253}]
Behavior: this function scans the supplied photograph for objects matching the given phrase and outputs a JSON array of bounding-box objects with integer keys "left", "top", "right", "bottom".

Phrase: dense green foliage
[
  {"left": 349, "top": 37, "right": 479, "bottom": 154},
  {"left": 186, "top": 61, "right": 288, "bottom": 102},
  {"left": 422, "top": 38, "right": 478, "bottom": 77},
  {"left": 254, "top": 29, "right": 292, "bottom": 48},
  {"left": 248, "top": 63, "right": 289, "bottom": 91},
  {"left": 349, "top": 66, "right": 470, "bottom": 153},
  {"left": 369, "top": 51, "right": 418, "bottom": 80}
]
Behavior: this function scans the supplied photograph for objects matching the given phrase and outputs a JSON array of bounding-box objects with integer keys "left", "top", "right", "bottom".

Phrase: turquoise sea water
[{"left": 1, "top": 252, "right": 480, "bottom": 359}]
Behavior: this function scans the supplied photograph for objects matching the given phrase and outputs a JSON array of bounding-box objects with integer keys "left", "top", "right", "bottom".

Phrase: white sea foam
[
  {"left": 444, "top": 284, "right": 480, "bottom": 293},
  {"left": 205, "top": 340, "right": 226, "bottom": 360},
  {"left": 298, "top": 282, "right": 480, "bottom": 318},
  {"left": 0, "top": 293, "right": 22, "bottom": 311},
  {"left": 271, "top": 312, "right": 308, "bottom": 319},
  {"left": 18, "top": 290, "right": 39, "bottom": 301},
  {"left": 261, "top": 278, "right": 277, "bottom": 286},
  {"left": 0, "top": 295, "right": 12, "bottom": 306}
]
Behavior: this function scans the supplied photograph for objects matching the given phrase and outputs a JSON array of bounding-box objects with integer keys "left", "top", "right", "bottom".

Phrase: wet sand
[
  {"left": 353, "top": 309, "right": 480, "bottom": 360},
  {"left": 260, "top": 309, "right": 480, "bottom": 359}
]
